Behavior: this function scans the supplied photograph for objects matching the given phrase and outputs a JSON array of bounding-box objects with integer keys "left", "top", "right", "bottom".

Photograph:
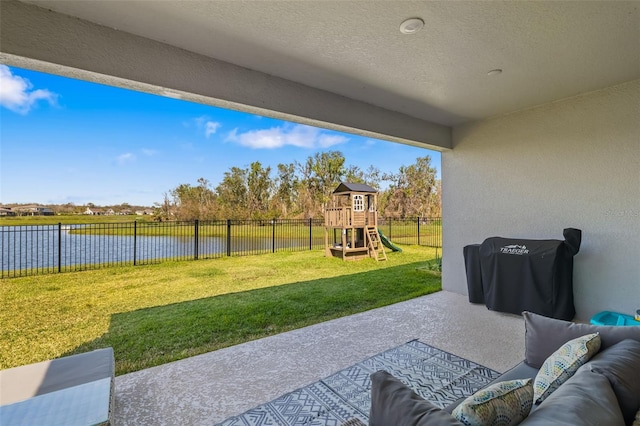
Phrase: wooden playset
[{"left": 324, "top": 182, "right": 387, "bottom": 261}]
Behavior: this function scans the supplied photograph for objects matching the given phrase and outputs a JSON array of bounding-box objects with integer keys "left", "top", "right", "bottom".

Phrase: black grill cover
[
  {"left": 478, "top": 228, "right": 581, "bottom": 320},
  {"left": 463, "top": 244, "right": 484, "bottom": 304}
]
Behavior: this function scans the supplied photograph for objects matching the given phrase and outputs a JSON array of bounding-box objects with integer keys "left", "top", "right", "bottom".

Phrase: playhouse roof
[{"left": 333, "top": 182, "right": 377, "bottom": 194}]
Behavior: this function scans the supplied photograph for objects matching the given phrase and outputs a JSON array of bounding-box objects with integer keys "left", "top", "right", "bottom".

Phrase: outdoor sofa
[
  {"left": 0, "top": 348, "right": 115, "bottom": 426},
  {"left": 369, "top": 311, "right": 640, "bottom": 426}
]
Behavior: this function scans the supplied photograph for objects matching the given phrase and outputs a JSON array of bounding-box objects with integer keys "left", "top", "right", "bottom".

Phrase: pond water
[{"left": 0, "top": 225, "right": 317, "bottom": 274}]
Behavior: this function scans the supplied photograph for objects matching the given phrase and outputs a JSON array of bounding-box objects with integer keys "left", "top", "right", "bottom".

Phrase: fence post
[
  {"left": 58, "top": 223, "right": 62, "bottom": 273},
  {"left": 417, "top": 217, "right": 421, "bottom": 246},
  {"left": 272, "top": 219, "right": 276, "bottom": 253},
  {"left": 388, "top": 219, "right": 392, "bottom": 240},
  {"left": 436, "top": 221, "right": 440, "bottom": 257},
  {"left": 133, "top": 221, "right": 137, "bottom": 266},
  {"left": 309, "top": 218, "right": 312, "bottom": 250},
  {"left": 227, "top": 219, "right": 231, "bottom": 257},
  {"left": 194, "top": 219, "right": 199, "bottom": 260}
]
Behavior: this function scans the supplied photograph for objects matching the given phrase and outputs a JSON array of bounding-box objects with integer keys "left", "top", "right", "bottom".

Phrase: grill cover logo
[{"left": 500, "top": 244, "right": 529, "bottom": 255}]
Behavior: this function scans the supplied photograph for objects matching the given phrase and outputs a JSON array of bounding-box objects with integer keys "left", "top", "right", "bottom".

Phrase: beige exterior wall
[{"left": 442, "top": 79, "right": 640, "bottom": 320}]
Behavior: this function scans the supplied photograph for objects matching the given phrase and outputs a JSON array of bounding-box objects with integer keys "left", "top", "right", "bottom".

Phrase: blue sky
[{"left": 0, "top": 65, "right": 440, "bottom": 207}]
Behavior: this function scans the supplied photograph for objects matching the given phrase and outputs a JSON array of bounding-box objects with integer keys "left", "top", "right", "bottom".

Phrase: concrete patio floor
[{"left": 115, "top": 291, "right": 526, "bottom": 425}]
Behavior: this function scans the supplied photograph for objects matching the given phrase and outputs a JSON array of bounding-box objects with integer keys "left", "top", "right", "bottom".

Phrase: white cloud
[
  {"left": 117, "top": 153, "right": 136, "bottom": 164},
  {"left": 225, "top": 124, "right": 348, "bottom": 149},
  {"left": 193, "top": 116, "right": 207, "bottom": 127},
  {"left": 185, "top": 116, "right": 223, "bottom": 138},
  {"left": 318, "top": 134, "right": 349, "bottom": 148},
  {"left": 141, "top": 149, "right": 158, "bottom": 156},
  {"left": 205, "top": 121, "right": 221, "bottom": 138},
  {"left": 225, "top": 128, "right": 238, "bottom": 142},
  {"left": 0, "top": 65, "right": 57, "bottom": 114}
]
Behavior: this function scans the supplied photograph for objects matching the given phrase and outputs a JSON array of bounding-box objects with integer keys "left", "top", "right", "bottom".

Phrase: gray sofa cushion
[
  {"left": 487, "top": 361, "right": 539, "bottom": 384},
  {"left": 523, "top": 368, "right": 625, "bottom": 425},
  {"left": 369, "top": 370, "right": 464, "bottom": 426},
  {"left": 523, "top": 311, "right": 640, "bottom": 368},
  {"left": 0, "top": 348, "right": 114, "bottom": 426},
  {"left": 0, "top": 348, "right": 114, "bottom": 405},
  {"left": 583, "top": 339, "right": 640, "bottom": 425}
]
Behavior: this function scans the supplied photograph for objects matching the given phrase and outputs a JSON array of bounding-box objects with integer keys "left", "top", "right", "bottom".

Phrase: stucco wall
[{"left": 442, "top": 79, "right": 640, "bottom": 320}]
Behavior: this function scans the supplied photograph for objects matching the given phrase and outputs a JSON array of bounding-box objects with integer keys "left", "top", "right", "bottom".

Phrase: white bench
[{"left": 0, "top": 348, "right": 114, "bottom": 426}]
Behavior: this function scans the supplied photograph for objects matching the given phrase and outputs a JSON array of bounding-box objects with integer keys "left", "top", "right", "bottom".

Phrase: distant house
[
  {"left": 119, "top": 209, "right": 132, "bottom": 215},
  {"left": 105, "top": 208, "right": 115, "bottom": 216},
  {"left": 0, "top": 207, "right": 16, "bottom": 216},
  {"left": 13, "top": 205, "right": 54, "bottom": 216},
  {"left": 84, "top": 207, "right": 104, "bottom": 215}
]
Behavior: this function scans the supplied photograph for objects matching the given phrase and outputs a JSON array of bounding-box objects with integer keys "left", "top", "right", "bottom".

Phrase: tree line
[{"left": 154, "top": 150, "right": 441, "bottom": 221}]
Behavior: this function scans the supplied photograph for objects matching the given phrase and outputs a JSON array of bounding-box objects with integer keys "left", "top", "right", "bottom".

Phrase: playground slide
[{"left": 377, "top": 229, "right": 403, "bottom": 252}]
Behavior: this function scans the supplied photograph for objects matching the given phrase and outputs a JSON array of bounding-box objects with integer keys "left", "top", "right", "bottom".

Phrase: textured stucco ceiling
[{"left": 17, "top": 0, "right": 640, "bottom": 126}]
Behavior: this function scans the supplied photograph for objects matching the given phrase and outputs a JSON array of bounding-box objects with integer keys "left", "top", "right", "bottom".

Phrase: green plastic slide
[{"left": 377, "top": 229, "right": 403, "bottom": 252}]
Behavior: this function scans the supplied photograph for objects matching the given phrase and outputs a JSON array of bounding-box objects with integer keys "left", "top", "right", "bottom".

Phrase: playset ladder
[{"left": 366, "top": 227, "right": 387, "bottom": 261}]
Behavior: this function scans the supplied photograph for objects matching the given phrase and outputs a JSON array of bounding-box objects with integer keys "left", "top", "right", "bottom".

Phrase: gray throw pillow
[
  {"left": 584, "top": 339, "right": 640, "bottom": 425},
  {"left": 524, "top": 368, "right": 625, "bottom": 426},
  {"left": 523, "top": 311, "right": 640, "bottom": 368},
  {"left": 369, "top": 370, "right": 464, "bottom": 426}
]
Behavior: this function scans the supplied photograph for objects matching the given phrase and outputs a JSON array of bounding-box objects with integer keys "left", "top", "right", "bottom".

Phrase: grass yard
[{"left": 0, "top": 246, "right": 441, "bottom": 375}]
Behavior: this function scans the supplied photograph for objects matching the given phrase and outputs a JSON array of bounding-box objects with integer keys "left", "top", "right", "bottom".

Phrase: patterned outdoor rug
[{"left": 216, "top": 340, "right": 500, "bottom": 426}]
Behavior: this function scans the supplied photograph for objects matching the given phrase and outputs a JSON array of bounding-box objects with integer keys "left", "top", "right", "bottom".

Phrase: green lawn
[{"left": 0, "top": 246, "right": 441, "bottom": 375}]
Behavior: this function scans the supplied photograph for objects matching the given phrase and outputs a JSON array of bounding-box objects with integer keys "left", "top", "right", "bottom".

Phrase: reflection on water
[{"left": 1, "top": 225, "right": 315, "bottom": 273}]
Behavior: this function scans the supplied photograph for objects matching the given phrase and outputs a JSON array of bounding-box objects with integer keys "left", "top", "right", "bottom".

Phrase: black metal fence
[
  {"left": 1, "top": 217, "right": 441, "bottom": 278},
  {"left": 378, "top": 217, "right": 442, "bottom": 249}
]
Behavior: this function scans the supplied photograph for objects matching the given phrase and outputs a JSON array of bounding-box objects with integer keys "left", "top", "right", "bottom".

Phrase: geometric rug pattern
[{"left": 216, "top": 340, "right": 500, "bottom": 426}]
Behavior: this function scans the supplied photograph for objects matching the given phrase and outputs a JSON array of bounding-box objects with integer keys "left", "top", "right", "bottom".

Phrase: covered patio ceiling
[{"left": 2, "top": 0, "right": 639, "bottom": 150}]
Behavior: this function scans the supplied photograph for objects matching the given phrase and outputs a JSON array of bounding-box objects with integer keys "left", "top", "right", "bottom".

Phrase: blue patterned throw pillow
[
  {"left": 452, "top": 379, "right": 533, "bottom": 426},
  {"left": 533, "top": 332, "right": 601, "bottom": 404}
]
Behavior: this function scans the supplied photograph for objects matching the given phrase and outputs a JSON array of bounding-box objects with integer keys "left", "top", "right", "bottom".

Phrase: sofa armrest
[{"left": 0, "top": 348, "right": 115, "bottom": 426}]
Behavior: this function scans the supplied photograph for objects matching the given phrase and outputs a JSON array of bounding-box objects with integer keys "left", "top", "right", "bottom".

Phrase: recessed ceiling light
[
  {"left": 400, "top": 18, "right": 424, "bottom": 35},
  {"left": 487, "top": 69, "right": 503, "bottom": 76}
]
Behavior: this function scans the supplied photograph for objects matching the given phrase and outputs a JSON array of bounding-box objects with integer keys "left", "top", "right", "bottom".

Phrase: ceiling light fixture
[
  {"left": 487, "top": 69, "right": 503, "bottom": 76},
  {"left": 399, "top": 18, "right": 424, "bottom": 35}
]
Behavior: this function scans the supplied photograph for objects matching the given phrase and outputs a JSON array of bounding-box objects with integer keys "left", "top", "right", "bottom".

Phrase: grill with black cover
[{"left": 466, "top": 228, "right": 581, "bottom": 320}]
